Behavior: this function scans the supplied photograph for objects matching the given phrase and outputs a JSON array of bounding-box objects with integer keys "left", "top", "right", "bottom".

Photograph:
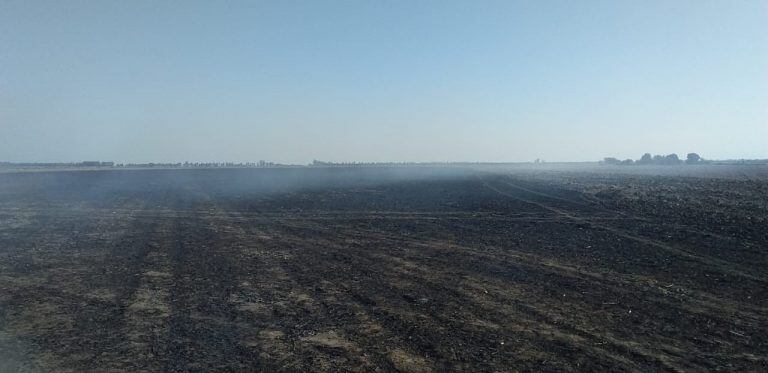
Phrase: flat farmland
[{"left": 0, "top": 166, "right": 766, "bottom": 372}]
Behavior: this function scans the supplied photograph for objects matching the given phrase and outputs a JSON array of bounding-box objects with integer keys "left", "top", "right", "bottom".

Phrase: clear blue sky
[{"left": 1, "top": 1, "right": 766, "bottom": 163}]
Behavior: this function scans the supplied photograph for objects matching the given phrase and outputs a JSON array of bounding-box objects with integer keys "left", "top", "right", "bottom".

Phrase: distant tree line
[
  {"left": 0, "top": 161, "right": 289, "bottom": 169},
  {"left": 119, "top": 161, "right": 287, "bottom": 168},
  {"left": 309, "top": 160, "right": 516, "bottom": 167},
  {"left": 0, "top": 161, "right": 114, "bottom": 168},
  {"left": 602, "top": 153, "right": 704, "bottom": 166}
]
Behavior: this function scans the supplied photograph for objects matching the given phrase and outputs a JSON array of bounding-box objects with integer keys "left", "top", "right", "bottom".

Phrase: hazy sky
[{"left": 1, "top": 1, "right": 766, "bottom": 163}]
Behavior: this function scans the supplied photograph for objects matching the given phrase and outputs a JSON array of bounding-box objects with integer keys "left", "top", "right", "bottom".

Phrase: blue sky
[{"left": 1, "top": 1, "right": 766, "bottom": 163}]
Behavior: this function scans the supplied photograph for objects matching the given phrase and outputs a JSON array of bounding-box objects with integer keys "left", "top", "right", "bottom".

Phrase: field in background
[{"left": 0, "top": 165, "right": 766, "bottom": 371}]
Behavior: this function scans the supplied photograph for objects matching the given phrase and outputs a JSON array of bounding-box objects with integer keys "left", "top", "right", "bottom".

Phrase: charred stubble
[{"left": 0, "top": 167, "right": 765, "bottom": 372}]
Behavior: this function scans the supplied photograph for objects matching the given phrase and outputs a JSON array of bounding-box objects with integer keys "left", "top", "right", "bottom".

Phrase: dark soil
[{"left": 0, "top": 166, "right": 766, "bottom": 372}]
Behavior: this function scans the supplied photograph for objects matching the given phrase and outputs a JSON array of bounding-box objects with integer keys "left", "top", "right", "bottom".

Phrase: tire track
[{"left": 164, "top": 183, "right": 260, "bottom": 372}]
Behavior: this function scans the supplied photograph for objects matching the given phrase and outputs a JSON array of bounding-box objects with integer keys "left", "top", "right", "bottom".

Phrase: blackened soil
[{"left": 0, "top": 167, "right": 766, "bottom": 372}]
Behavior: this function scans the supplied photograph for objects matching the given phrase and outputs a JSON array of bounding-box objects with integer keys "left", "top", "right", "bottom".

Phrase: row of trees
[
  {"left": 311, "top": 160, "right": 495, "bottom": 167},
  {"left": 0, "top": 161, "right": 287, "bottom": 169},
  {"left": 603, "top": 153, "right": 703, "bottom": 165},
  {"left": 0, "top": 161, "right": 114, "bottom": 167},
  {"left": 118, "top": 161, "right": 283, "bottom": 168}
]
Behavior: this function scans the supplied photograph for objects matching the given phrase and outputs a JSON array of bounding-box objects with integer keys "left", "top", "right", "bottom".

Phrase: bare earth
[{"left": 0, "top": 166, "right": 766, "bottom": 372}]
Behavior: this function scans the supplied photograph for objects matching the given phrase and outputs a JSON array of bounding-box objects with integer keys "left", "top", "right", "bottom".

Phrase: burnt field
[{"left": 0, "top": 166, "right": 766, "bottom": 372}]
